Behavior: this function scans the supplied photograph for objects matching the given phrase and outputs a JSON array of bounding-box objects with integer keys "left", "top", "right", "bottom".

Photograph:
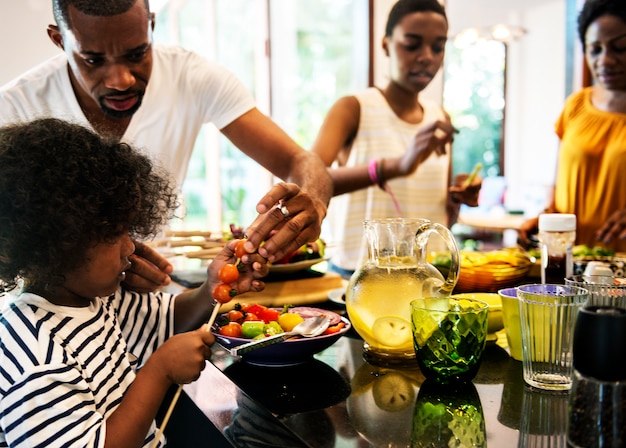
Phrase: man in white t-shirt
[{"left": 0, "top": 0, "right": 332, "bottom": 293}]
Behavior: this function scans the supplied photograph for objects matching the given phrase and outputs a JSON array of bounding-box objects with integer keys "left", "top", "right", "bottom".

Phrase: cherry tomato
[
  {"left": 243, "top": 312, "right": 260, "bottom": 322},
  {"left": 219, "top": 322, "right": 242, "bottom": 338},
  {"left": 227, "top": 310, "right": 244, "bottom": 323},
  {"left": 235, "top": 239, "right": 248, "bottom": 259},
  {"left": 213, "top": 283, "right": 236, "bottom": 304},
  {"left": 219, "top": 263, "right": 240, "bottom": 284}
]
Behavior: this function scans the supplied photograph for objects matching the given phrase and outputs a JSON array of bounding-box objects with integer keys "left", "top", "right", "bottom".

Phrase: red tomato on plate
[
  {"left": 258, "top": 307, "right": 281, "bottom": 323},
  {"left": 243, "top": 312, "right": 260, "bottom": 322},
  {"left": 242, "top": 304, "right": 268, "bottom": 316},
  {"left": 219, "top": 322, "right": 242, "bottom": 338},
  {"left": 227, "top": 310, "right": 244, "bottom": 323}
]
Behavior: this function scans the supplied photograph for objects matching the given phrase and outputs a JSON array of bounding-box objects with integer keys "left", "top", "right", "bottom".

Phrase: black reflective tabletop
[{"left": 163, "top": 315, "right": 571, "bottom": 447}]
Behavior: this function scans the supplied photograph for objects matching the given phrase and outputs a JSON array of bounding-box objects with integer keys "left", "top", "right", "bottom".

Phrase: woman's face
[
  {"left": 585, "top": 14, "right": 626, "bottom": 91},
  {"left": 51, "top": 234, "right": 135, "bottom": 306},
  {"left": 383, "top": 11, "right": 448, "bottom": 94}
]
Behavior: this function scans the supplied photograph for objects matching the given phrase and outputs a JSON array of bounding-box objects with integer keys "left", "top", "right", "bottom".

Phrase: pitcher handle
[{"left": 415, "top": 222, "right": 460, "bottom": 294}]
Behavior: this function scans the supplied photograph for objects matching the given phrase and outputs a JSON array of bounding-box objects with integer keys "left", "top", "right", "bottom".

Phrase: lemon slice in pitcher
[{"left": 372, "top": 316, "right": 413, "bottom": 347}]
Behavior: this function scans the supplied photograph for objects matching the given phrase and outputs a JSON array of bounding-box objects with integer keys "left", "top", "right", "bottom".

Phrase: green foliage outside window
[{"left": 444, "top": 40, "right": 505, "bottom": 178}]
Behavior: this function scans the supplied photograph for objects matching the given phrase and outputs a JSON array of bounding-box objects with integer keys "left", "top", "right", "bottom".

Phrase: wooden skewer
[
  {"left": 166, "top": 239, "right": 224, "bottom": 249},
  {"left": 184, "top": 247, "right": 223, "bottom": 259},
  {"left": 150, "top": 303, "right": 221, "bottom": 448},
  {"left": 164, "top": 230, "right": 214, "bottom": 238}
]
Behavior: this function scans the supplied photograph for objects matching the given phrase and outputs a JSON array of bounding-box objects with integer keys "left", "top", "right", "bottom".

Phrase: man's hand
[
  {"left": 242, "top": 182, "right": 324, "bottom": 263},
  {"left": 122, "top": 240, "right": 173, "bottom": 293}
]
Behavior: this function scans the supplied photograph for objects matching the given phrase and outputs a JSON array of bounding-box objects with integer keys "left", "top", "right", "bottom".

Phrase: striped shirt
[
  {"left": 324, "top": 88, "right": 450, "bottom": 271},
  {"left": 0, "top": 288, "right": 176, "bottom": 447}
]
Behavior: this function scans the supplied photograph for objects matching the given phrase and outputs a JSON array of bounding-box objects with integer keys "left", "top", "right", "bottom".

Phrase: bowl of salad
[{"left": 212, "top": 303, "right": 351, "bottom": 366}]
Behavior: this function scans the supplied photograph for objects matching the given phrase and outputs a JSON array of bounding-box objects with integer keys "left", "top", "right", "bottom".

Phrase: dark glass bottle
[
  {"left": 567, "top": 306, "right": 626, "bottom": 448},
  {"left": 538, "top": 214, "right": 576, "bottom": 284}
]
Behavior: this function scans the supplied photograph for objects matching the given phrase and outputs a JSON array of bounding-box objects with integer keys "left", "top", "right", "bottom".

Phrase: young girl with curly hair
[{"left": 0, "top": 118, "right": 268, "bottom": 447}]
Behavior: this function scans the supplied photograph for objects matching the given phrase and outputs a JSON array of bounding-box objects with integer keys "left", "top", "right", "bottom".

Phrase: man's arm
[{"left": 221, "top": 108, "right": 333, "bottom": 262}]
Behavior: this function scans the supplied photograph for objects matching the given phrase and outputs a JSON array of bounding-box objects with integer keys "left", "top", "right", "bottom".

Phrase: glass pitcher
[{"left": 345, "top": 218, "right": 460, "bottom": 366}]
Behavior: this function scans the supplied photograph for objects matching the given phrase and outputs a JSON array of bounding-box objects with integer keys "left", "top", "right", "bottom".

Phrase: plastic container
[
  {"left": 583, "top": 261, "right": 614, "bottom": 279},
  {"left": 567, "top": 306, "right": 626, "bottom": 448},
  {"left": 537, "top": 214, "right": 576, "bottom": 284}
]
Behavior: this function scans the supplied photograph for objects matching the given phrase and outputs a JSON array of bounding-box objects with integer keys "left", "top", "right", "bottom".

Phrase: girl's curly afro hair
[{"left": 0, "top": 118, "right": 180, "bottom": 292}]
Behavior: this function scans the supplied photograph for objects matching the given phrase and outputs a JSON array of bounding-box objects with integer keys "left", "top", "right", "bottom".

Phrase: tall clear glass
[{"left": 517, "top": 284, "right": 589, "bottom": 391}]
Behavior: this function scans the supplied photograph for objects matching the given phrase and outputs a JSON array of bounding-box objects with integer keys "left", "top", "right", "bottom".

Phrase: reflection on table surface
[{"left": 166, "top": 324, "right": 571, "bottom": 447}]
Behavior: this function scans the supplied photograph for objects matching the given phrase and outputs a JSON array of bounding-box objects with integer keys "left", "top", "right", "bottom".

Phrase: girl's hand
[
  {"left": 146, "top": 330, "right": 215, "bottom": 385},
  {"left": 398, "top": 120, "right": 457, "bottom": 176},
  {"left": 448, "top": 173, "right": 482, "bottom": 207}
]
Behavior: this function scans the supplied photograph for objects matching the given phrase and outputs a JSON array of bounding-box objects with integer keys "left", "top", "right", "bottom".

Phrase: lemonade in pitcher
[{"left": 345, "top": 219, "right": 459, "bottom": 366}]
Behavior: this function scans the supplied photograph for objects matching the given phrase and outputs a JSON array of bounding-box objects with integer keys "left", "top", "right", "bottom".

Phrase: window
[
  {"left": 153, "top": 0, "right": 369, "bottom": 232},
  {"left": 443, "top": 39, "right": 506, "bottom": 179}
]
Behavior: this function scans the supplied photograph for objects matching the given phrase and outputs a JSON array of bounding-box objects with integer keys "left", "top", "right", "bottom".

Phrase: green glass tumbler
[{"left": 411, "top": 297, "right": 488, "bottom": 383}]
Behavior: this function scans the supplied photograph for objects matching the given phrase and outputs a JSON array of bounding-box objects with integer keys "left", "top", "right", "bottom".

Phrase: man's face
[{"left": 49, "top": 0, "right": 155, "bottom": 119}]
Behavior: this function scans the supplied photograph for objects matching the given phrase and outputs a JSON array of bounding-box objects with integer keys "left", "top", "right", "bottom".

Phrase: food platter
[
  {"left": 327, "top": 287, "right": 346, "bottom": 305},
  {"left": 430, "top": 249, "right": 533, "bottom": 293},
  {"left": 269, "top": 258, "right": 329, "bottom": 274},
  {"left": 212, "top": 306, "right": 351, "bottom": 366}
]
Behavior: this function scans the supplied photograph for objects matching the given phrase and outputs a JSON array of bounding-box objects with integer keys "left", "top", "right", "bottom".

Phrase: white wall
[
  {"left": 503, "top": 1, "right": 566, "bottom": 214},
  {"left": 0, "top": 0, "right": 56, "bottom": 85}
]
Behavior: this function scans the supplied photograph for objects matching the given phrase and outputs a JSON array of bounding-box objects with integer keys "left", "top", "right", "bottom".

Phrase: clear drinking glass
[
  {"left": 565, "top": 274, "right": 626, "bottom": 308},
  {"left": 517, "top": 284, "right": 589, "bottom": 391}
]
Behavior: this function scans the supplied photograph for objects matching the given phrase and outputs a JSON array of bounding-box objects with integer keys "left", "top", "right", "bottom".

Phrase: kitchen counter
[{"left": 158, "top": 305, "right": 571, "bottom": 447}]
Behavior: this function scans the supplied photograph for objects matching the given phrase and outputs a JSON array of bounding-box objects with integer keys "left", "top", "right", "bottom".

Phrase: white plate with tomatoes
[
  {"left": 212, "top": 304, "right": 351, "bottom": 366},
  {"left": 268, "top": 257, "right": 329, "bottom": 274}
]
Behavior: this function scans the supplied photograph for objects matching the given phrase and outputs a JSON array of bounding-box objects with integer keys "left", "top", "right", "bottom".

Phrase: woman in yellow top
[{"left": 519, "top": 0, "right": 626, "bottom": 252}]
